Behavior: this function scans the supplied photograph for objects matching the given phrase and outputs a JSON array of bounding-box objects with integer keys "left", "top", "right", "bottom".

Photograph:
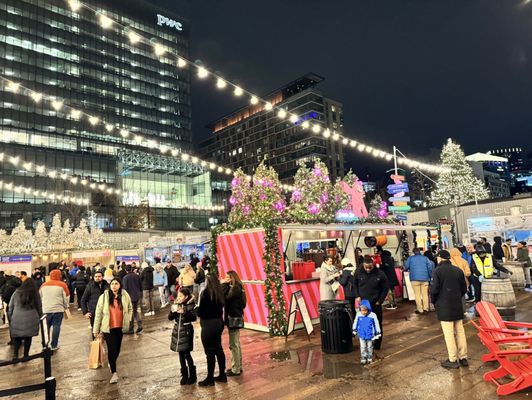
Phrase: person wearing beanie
[
  {"left": 39, "top": 269, "right": 69, "bottom": 350},
  {"left": 431, "top": 250, "right": 468, "bottom": 369},
  {"left": 339, "top": 257, "right": 357, "bottom": 318}
]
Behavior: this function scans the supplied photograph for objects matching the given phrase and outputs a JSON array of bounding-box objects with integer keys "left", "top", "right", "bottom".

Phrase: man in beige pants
[
  {"left": 404, "top": 248, "right": 434, "bottom": 314},
  {"left": 431, "top": 250, "right": 468, "bottom": 369}
]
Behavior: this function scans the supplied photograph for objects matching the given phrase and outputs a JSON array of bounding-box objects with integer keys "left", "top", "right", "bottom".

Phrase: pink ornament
[
  {"left": 324, "top": 176, "right": 330, "bottom": 183},
  {"left": 308, "top": 203, "right": 319, "bottom": 215},
  {"left": 312, "top": 168, "right": 322, "bottom": 177},
  {"left": 273, "top": 201, "right": 285, "bottom": 213},
  {"left": 377, "top": 201, "right": 388, "bottom": 218},
  {"left": 231, "top": 178, "right": 240, "bottom": 187},
  {"left": 259, "top": 193, "right": 267, "bottom": 201},
  {"left": 292, "top": 190, "right": 302, "bottom": 202},
  {"left": 243, "top": 205, "right": 250, "bottom": 215},
  {"left": 229, "top": 196, "right": 237, "bottom": 206},
  {"left": 320, "top": 193, "right": 329, "bottom": 204}
]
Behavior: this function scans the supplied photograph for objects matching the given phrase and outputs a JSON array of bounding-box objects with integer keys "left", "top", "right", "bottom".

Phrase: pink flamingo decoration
[{"left": 340, "top": 180, "right": 368, "bottom": 218}]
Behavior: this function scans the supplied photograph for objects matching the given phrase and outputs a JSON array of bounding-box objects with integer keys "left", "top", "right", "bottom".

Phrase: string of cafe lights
[
  {"left": 64, "top": 0, "right": 447, "bottom": 175},
  {"left": 0, "top": 75, "right": 296, "bottom": 193},
  {"left": 0, "top": 180, "right": 89, "bottom": 206}
]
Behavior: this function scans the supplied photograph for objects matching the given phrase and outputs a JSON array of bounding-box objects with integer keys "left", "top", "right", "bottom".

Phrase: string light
[
  {"left": 68, "top": 0, "right": 81, "bottom": 11},
  {"left": 153, "top": 43, "right": 166, "bottom": 57},
  {"left": 64, "top": 0, "right": 446, "bottom": 174},
  {"left": 98, "top": 13, "right": 113, "bottom": 29},
  {"left": 127, "top": 30, "right": 141, "bottom": 44},
  {"left": 6, "top": 81, "right": 20, "bottom": 92},
  {"left": 0, "top": 180, "right": 89, "bottom": 205},
  {"left": 31, "top": 92, "right": 42, "bottom": 103}
]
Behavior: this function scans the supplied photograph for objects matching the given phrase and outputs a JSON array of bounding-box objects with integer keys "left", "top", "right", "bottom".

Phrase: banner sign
[{"left": 388, "top": 174, "right": 410, "bottom": 220}]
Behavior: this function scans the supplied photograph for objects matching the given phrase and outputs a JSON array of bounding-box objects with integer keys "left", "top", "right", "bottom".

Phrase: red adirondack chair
[
  {"left": 474, "top": 301, "right": 532, "bottom": 362},
  {"left": 473, "top": 325, "right": 532, "bottom": 396}
]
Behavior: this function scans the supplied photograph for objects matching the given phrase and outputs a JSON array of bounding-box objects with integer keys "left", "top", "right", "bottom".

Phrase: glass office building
[
  {"left": 0, "top": 0, "right": 214, "bottom": 230},
  {"left": 199, "top": 74, "right": 345, "bottom": 183}
]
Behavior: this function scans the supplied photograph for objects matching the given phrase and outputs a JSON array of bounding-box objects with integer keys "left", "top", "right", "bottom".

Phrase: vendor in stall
[{"left": 319, "top": 255, "right": 341, "bottom": 301}]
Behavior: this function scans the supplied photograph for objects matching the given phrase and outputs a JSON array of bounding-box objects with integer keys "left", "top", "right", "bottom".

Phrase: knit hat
[
  {"left": 50, "top": 269, "right": 62, "bottom": 280},
  {"left": 341, "top": 258, "right": 351, "bottom": 266},
  {"left": 437, "top": 250, "right": 451, "bottom": 260}
]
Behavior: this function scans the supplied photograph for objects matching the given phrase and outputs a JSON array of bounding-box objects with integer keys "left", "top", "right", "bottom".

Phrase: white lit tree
[
  {"left": 88, "top": 227, "right": 106, "bottom": 249},
  {"left": 48, "top": 213, "right": 63, "bottom": 250},
  {"left": 62, "top": 219, "right": 73, "bottom": 248},
  {"left": 0, "top": 229, "right": 9, "bottom": 255},
  {"left": 71, "top": 218, "right": 90, "bottom": 249},
  {"left": 33, "top": 220, "right": 49, "bottom": 252},
  {"left": 429, "top": 139, "right": 490, "bottom": 206},
  {"left": 10, "top": 219, "right": 33, "bottom": 254}
]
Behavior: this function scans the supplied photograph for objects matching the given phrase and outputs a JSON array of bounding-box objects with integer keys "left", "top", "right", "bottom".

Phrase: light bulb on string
[
  {"left": 289, "top": 114, "right": 298, "bottom": 124},
  {"left": 6, "top": 81, "right": 20, "bottom": 92},
  {"left": 119, "top": 129, "right": 129, "bottom": 138},
  {"left": 216, "top": 78, "right": 227, "bottom": 89},
  {"left": 250, "top": 96, "right": 258, "bottom": 105},
  {"left": 358, "top": 144, "right": 366, "bottom": 152},
  {"left": 71, "top": 109, "right": 81, "bottom": 119},
  {"left": 234, "top": 86, "right": 243, "bottom": 96},
  {"left": 153, "top": 43, "right": 166, "bottom": 57},
  {"left": 31, "top": 92, "right": 42, "bottom": 103},
  {"left": 177, "top": 58, "right": 187, "bottom": 68},
  {"left": 51, "top": 100, "right": 63, "bottom": 111},
  {"left": 88, "top": 116, "right": 99, "bottom": 125},
  {"left": 312, "top": 124, "right": 321, "bottom": 133},
  {"left": 128, "top": 30, "right": 141, "bottom": 44},
  {"left": 197, "top": 67, "right": 208, "bottom": 79},
  {"left": 277, "top": 109, "right": 287, "bottom": 119},
  {"left": 342, "top": 138, "right": 349, "bottom": 145},
  {"left": 99, "top": 14, "right": 113, "bottom": 29},
  {"left": 264, "top": 102, "right": 273, "bottom": 111},
  {"left": 332, "top": 132, "right": 340, "bottom": 141},
  {"left": 105, "top": 124, "right": 114, "bottom": 132},
  {"left": 301, "top": 120, "right": 310, "bottom": 129},
  {"left": 68, "top": 0, "right": 81, "bottom": 11}
]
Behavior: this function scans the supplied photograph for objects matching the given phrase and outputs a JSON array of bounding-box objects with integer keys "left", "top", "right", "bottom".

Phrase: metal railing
[{"left": 0, "top": 315, "right": 56, "bottom": 399}]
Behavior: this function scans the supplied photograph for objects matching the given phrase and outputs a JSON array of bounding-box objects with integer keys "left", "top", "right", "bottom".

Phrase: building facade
[
  {"left": 487, "top": 148, "right": 532, "bottom": 194},
  {"left": 199, "top": 74, "right": 345, "bottom": 183},
  {"left": 0, "top": 0, "right": 216, "bottom": 230}
]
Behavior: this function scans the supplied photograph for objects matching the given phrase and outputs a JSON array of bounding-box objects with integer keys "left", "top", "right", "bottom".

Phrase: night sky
[{"left": 152, "top": 0, "right": 532, "bottom": 178}]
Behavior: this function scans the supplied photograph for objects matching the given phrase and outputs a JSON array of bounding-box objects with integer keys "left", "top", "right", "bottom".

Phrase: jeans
[
  {"left": 157, "top": 286, "right": 166, "bottom": 305},
  {"left": 104, "top": 328, "right": 124, "bottom": 373},
  {"left": 46, "top": 312, "right": 64, "bottom": 348},
  {"left": 76, "top": 287, "right": 86, "bottom": 308},
  {"left": 200, "top": 318, "right": 226, "bottom": 378},
  {"left": 143, "top": 289, "right": 153, "bottom": 312},
  {"left": 228, "top": 328, "right": 242, "bottom": 373},
  {"left": 129, "top": 300, "right": 142, "bottom": 332},
  {"left": 470, "top": 275, "right": 481, "bottom": 302},
  {"left": 359, "top": 338, "right": 374, "bottom": 361}
]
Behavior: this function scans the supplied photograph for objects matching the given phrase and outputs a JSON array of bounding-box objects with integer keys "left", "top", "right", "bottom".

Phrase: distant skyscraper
[
  {"left": 199, "top": 73, "right": 345, "bottom": 183},
  {"left": 0, "top": 0, "right": 214, "bottom": 230}
]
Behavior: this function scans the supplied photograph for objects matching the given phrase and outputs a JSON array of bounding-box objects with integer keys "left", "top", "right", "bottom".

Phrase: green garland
[{"left": 263, "top": 222, "right": 288, "bottom": 336}]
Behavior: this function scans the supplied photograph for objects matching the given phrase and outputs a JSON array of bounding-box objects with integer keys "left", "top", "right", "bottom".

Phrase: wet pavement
[{"left": 1, "top": 293, "right": 531, "bottom": 399}]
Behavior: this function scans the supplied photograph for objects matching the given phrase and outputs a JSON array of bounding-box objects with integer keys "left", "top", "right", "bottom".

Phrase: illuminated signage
[{"left": 157, "top": 14, "right": 183, "bottom": 31}]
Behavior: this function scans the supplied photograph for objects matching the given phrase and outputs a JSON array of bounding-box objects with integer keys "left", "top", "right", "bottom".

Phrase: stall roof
[{"left": 278, "top": 223, "right": 438, "bottom": 232}]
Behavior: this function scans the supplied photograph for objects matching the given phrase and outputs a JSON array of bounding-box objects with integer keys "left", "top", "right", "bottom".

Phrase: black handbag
[{"left": 228, "top": 316, "right": 244, "bottom": 329}]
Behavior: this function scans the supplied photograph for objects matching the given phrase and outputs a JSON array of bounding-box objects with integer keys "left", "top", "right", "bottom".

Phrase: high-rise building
[
  {"left": 0, "top": 0, "right": 215, "bottom": 230},
  {"left": 487, "top": 148, "right": 531, "bottom": 194},
  {"left": 199, "top": 73, "right": 345, "bottom": 183}
]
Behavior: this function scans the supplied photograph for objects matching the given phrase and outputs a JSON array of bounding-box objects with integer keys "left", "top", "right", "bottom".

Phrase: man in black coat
[
  {"left": 431, "top": 250, "right": 468, "bottom": 369},
  {"left": 123, "top": 265, "right": 143, "bottom": 334},
  {"left": 354, "top": 256, "right": 389, "bottom": 350},
  {"left": 80, "top": 271, "right": 108, "bottom": 338},
  {"left": 74, "top": 266, "right": 90, "bottom": 310}
]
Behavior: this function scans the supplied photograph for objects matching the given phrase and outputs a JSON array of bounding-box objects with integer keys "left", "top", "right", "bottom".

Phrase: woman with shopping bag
[{"left": 93, "top": 278, "right": 133, "bottom": 384}]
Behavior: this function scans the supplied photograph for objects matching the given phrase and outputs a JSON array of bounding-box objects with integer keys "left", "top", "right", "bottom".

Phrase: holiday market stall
[
  {"left": 211, "top": 159, "right": 446, "bottom": 335},
  {"left": 216, "top": 223, "right": 437, "bottom": 332}
]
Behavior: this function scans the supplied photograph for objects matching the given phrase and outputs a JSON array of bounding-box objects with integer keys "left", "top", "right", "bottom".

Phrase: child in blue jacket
[{"left": 352, "top": 299, "right": 381, "bottom": 364}]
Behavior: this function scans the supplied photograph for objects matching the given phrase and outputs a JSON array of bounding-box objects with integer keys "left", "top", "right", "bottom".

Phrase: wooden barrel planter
[
  {"left": 481, "top": 278, "right": 516, "bottom": 320},
  {"left": 501, "top": 262, "right": 526, "bottom": 290}
]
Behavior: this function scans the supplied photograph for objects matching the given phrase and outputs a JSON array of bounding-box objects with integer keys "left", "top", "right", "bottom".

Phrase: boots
[
  {"left": 187, "top": 365, "right": 197, "bottom": 385},
  {"left": 198, "top": 355, "right": 216, "bottom": 386},
  {"left": 180, "top": 367, "right": 189, "bottom": 385}
]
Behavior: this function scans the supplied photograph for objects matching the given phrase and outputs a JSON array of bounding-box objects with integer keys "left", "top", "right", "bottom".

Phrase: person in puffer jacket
[
  {"left": 352, "top": 300, "right": 381, "bottom": 365},
  {"left": 168, "top": 287, "right": 197, "bottom": 385}
]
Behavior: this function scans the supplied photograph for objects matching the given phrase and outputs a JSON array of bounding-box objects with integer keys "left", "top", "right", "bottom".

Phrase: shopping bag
[
  {"left": 88, "top": 340, "right": 101, "bottom": 369},
  {"left": 99, "top": 337, "right": 107, "bottom": 366}
]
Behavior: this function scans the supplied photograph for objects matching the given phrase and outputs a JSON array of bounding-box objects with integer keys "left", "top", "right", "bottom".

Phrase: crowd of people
[
  {"left": 319, "top": 238, "right": 531, "bottom": 368},
  {"left": 0, "top": 253, "right": 247, "bottom": 386}
]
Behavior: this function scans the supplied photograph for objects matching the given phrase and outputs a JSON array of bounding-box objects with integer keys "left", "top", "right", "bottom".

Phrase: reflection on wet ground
[{"left": 1, "top": 293, "right": 531, "bottom": 399}]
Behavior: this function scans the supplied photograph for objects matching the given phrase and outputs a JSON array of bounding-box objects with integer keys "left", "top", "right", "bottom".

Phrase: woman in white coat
[{"left": 319, "top": 255, "right": 341, "bottom": 300}]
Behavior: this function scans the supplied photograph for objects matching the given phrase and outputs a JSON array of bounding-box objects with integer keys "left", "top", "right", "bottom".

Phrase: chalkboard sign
[{"left": 286, "top": 290, "right": 314, "bottom": 340}]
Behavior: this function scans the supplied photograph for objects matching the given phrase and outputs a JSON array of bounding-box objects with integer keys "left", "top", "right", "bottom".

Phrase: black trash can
[{"left": 319, "top": 300, "right": 353, "bottom": 354}]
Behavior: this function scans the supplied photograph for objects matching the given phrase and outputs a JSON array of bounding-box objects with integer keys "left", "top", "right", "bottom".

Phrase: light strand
[
  {"left": 64, "top": 0, "right": 446, "bottom": 175},
  {"left": 0, "top": 180, "right": 89, "bottom": 205}
]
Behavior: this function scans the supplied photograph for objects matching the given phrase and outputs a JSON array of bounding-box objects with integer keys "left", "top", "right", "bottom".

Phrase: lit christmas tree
[
  {"left": 288, "top": 160, "right": 337, "bottom": 223},
  {"left": 71, "top": 218, "right": 90, "bottom": 249},
  {"left": 0, "top": 229, "right": 9, "bottom": 255},
  {"left": 62, "top": 219, "right": 73, "bottom": 248},
  {"left": 48, "top": 213, "right": 63, "bottom": 250},
  {"left": 88, "top": 227, "right": 106, "bottom": 249},
  {"left": 10, "top": 219, "right": 32, "bottom": 254},
  {"left": 228, "top": 168, "right": 253, "bottom": 228},
  {"left": 248, "top": 161, "right": 286, "bottom": 226},
  {"left": 429, "top": 139, "right": 490, "bottom": 206},
  {"left": 33, "top": 220, "right": 49, "bottom": 252}
]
